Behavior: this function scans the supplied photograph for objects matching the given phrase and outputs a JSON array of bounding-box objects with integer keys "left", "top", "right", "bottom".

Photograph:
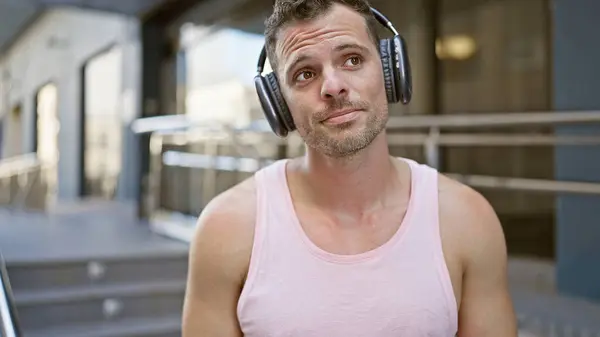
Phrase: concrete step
[
  {"left": 14, "top": 280, "right": 185, "bottom": 331},
  {"left": 6, "top": 255, "right": 188, "bottom": 293},
  {"left": 0, "top": 201, "right": 189, "bottom": 336},
  {"left": 24, "top": 315, "right": 181, "bottom": 337},
  {"left": 14, "top": 280, "right": 185, "bottom": 305}
]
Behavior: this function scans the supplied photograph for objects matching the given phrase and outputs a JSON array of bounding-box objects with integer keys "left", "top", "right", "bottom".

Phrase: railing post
[
  {"left": 147, "top": 132, "right": 164, "bottom": 218},
  {"left": 424, "top": 127, "right": 440, "bottom": 169},
  {"left": 13, "top": 170, "right": 36, "bottom": 210},
  {"left": 201, "top": 140, "right": 218, "bottom": 209},
  {"left": 0, "top": 176, "right": 9, "bottom": 206}
]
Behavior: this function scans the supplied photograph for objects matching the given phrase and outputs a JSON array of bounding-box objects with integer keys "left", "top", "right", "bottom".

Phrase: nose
[{"left": 320, "top": 69, "right": 348, "bottom": 101}]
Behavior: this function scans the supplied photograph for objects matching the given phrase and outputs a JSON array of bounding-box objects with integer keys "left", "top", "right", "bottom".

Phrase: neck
[{"left": 299, "top": 132, "right": 398, "bottom": 213}]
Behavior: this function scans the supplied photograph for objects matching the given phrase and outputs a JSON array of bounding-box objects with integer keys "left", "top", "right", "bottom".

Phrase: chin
[
  {"left": 306, "top": 127, "right": 379, "bottom": 158},
  {"left": 300, "top": 113, "right": 385, "bottom": 154},
  {"left": 317, "top": 137, "right": 374, "bottom": 158},
  {"left": 329, "top": 126, "right": 366, "bottom": 141}
]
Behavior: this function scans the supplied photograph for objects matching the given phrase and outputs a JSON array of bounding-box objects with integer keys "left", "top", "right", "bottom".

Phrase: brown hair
[{"left": 264, "top": 0, "right": 380, "bottom": 74}]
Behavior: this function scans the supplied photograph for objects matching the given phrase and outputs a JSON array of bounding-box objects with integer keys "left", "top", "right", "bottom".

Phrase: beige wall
[{"left": 0, "top": 8, "right": 141, "bottom": 200}]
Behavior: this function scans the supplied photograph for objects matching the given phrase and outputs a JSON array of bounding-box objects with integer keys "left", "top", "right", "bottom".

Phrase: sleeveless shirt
[{"left": 237, "top": 158, "right": 458, "bottom": 336}]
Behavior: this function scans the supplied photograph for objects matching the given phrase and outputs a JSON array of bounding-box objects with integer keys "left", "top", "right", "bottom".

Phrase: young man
[{"left": 182, "top": 0, "right": 518, "bottom": 336}]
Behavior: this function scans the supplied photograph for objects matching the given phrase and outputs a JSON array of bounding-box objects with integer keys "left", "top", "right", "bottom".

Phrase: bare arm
[
  {"left": 182, "top": 179, "right": 256, "bottom": 337},
  {"left": 455, "top": 187, "right": 517, "bottom": 337}
]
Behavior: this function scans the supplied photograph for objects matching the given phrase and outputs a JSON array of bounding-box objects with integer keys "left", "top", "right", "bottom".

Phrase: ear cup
[
  {"left": 392, "top": 35, "right": 412, "bottom": 104},
  {"left": 254, "top": 75, "right": 289, "bottom": 138},
  {"left": 264, "top": 73, "right": 296, "bottom": 132},
  {"left": 379, "top": 38, "right": 398, "bottom": 104}
]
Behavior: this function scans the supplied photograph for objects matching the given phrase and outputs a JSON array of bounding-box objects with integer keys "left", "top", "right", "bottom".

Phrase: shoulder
[
  {"left": 188, "top": 175, "right": 257, "bottom": 282},
  {"left": 183, "top": 176, "right": 259, "bottom": 335},
  {"left": 197, "top": 174, "right": 257, "bottom": 229},
  {"left": 436, "top": 173, "right": 507, "bottom": 268},
  {"left": 435, "top": 174, "right": 516, "bottom": 334},
  {"left": 437, "top": 173, "right": 499, "bottom": 225}
]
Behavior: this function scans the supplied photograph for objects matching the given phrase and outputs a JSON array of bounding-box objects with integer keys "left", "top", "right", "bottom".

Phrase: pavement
[{"left": 1, "top": 201, "right": 600, "bottom": 336}]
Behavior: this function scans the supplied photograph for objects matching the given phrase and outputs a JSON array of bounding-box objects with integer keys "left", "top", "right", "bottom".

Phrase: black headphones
[{"left": 254, "top": 7, "right": 412, "bottom": 138}]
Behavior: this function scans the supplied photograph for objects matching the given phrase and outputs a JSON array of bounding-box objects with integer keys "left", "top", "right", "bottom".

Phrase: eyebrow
[
  {"left": 284, "top": 42, "right": 371, "bottom": 80},
  {"left": 284, "top": 54, "right": 311, "bottom": 80},
  {"left": 333, "top": 43, "right": 370, "bottom": 54}
]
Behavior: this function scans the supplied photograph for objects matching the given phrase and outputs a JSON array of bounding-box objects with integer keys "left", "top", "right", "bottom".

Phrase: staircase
[
  {"left": 6, "top": 253, "right": 187, "bottom": 337},
  {"left": 0, "top": 200, "right": 190, "bottom": 337}
]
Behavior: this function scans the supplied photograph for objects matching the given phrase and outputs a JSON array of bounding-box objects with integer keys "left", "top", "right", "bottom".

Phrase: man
[{"left": 182, "top": 0, "right": 517, "bottom": 335}]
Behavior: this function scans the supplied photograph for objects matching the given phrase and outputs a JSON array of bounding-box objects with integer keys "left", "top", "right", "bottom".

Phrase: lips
[
  {"left": 322, "top": 109, "right": 362, "bottom": 122},
  {"left": 320, "top": 109, "right": 363, "bottom": 125}
]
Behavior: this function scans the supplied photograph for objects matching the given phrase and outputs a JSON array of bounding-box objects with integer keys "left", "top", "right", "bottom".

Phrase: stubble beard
[{"left": 298, "top": 105, "right": 388, "bottom": 159}]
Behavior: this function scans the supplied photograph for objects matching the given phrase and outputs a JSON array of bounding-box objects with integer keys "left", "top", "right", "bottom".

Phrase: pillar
[
  {"left": 138, "top": 21, "right": 166, "bottom": 217},
  {"left": 116, "top": 20, "right": 142, "bottom": 201},
  {"left": 381, "top": 0, "right": 438, "bottom": 117},
  {"left": 405, "top": 0, "right": 438, "bottom": 116},
  {"left": 553, "top": 0, "right": 600, "bottom": 301}
]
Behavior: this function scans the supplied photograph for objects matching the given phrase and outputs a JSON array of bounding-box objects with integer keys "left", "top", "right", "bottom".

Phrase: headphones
[{"left": 254, "top": 7, "right": 412, "bottom": 138}]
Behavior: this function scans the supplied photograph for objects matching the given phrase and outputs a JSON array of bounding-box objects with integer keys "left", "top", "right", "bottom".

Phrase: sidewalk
[
  {"left": 1, "top": 203, "right": 600, "bottom": 336},
  {"left": 509, "top": 258, "right": 600, "bottom": 336}
]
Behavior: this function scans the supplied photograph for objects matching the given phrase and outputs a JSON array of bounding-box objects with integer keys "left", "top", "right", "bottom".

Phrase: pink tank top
[{"left": 237, "top": 158, "right": 458, "bottom": 336}]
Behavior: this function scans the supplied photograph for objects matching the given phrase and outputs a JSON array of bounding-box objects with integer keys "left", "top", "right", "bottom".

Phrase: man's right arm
[{"left": 182, "top": 179, "right": 256, "bottom": 337}]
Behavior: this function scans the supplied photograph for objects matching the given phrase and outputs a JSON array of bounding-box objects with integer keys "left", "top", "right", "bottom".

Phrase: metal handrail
[
  {"left": 0, "top": 154, "right": 44, "bottom": 210},
  {"left": 386, "top": 110, "right": 600, "bottom": 129},
  {"left": 0, "top": 154, "right": 40, "bottom": 178},
  {"left": 160, "top": 151, "right": 600, "bottom": 196},
  {"left": 156, "top": 131, "right": 600, "bottom": 148},
  {"left": 135, "top": 110, "right": 600, "bottom": 220},
  {"left": 446, "top": 173, "right": 600, "bottom": 195},
  {"left": 132, "top": 110, "right": 600, "bottom": 135},
  {"left": 0, "top": 252, "right": 20, "bottom": 337}
]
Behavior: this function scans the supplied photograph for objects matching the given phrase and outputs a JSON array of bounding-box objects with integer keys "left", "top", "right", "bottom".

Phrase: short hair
[{"left": 264, "top": 0, "right": 380, "bottom": 75}]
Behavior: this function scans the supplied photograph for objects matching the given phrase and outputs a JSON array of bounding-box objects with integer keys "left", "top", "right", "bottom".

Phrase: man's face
[{"left": 275, "top": 3, "right": 388, "bottom": 158}]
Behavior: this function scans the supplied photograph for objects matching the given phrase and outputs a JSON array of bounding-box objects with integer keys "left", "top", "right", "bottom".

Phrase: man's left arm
[{"left": 457, "top": 191, "right": 518, "bottom": 337}]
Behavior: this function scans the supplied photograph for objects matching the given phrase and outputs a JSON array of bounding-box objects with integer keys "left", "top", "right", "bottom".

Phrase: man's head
[{"left": 264, "top": 0, "right": 389, "bottom": 158}]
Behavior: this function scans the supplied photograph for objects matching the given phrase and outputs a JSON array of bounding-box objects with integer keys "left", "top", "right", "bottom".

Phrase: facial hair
[{"left": 296, "top": 97, "right": 388, "bottom": 158}]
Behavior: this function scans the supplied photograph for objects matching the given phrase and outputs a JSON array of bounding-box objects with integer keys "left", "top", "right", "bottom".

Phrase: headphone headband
[{"left": 256, "top": 6, "right": 399, "bottom": 74}]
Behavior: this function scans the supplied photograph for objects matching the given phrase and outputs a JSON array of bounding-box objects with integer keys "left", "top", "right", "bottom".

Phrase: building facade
[{"left": 0, "top": 0, "right": 598, "bottom": 303}]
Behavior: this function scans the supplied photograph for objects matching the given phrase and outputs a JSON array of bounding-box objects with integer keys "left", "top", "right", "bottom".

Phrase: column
[
  {"left": 116, "top": 19, "right": 142, "bottom": 201},
  {"left": 138, "top": 21, "right": 166, "bottom": 218},
  {"left": 405, "top": 0, "right": 438, "bottom": 116},
  {"left": 382, "top": 0, "right": 438, "bottom": 117},
  {"left": 553, "top": 0, "right": 600, "bottom": 301}
]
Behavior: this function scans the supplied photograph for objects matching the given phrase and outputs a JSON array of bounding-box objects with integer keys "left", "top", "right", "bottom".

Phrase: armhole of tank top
[
  {"left": 428, "top": 167, "right": 459, "bottom": 331},
  {"left": 237, "top": 165, "right": 270, "bottom": 316}
]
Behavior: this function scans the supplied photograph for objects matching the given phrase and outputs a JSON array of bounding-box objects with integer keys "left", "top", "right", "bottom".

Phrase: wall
[
  {"left": 0, "top": 7, "right": 141, "bottom": 202},
  {"left": 436, "top": 0, "right": 554, "bottom": 258}
]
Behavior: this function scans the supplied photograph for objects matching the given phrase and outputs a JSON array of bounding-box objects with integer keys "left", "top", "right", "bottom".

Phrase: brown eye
[
  {"left": 296, "top": 71, "right": 314, "bottom": 82},
  {"left": 344, "top": 56, "right": 361, "bottom": 67}
]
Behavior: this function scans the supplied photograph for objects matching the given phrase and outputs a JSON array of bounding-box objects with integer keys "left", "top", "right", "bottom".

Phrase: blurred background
[{"left": 0, "top": 0, "right": 599, "bottom": 336}]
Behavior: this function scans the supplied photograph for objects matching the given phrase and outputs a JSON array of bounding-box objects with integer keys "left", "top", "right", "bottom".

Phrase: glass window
[
  {"left": 180, "top": 24, "right": 269, "bottom": 127},
  {"left": 157, "top": 23, "right": 276, "bottom": 216},
  {"left": 82, "top": 46, "right": 123, "bottom": 199}
]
